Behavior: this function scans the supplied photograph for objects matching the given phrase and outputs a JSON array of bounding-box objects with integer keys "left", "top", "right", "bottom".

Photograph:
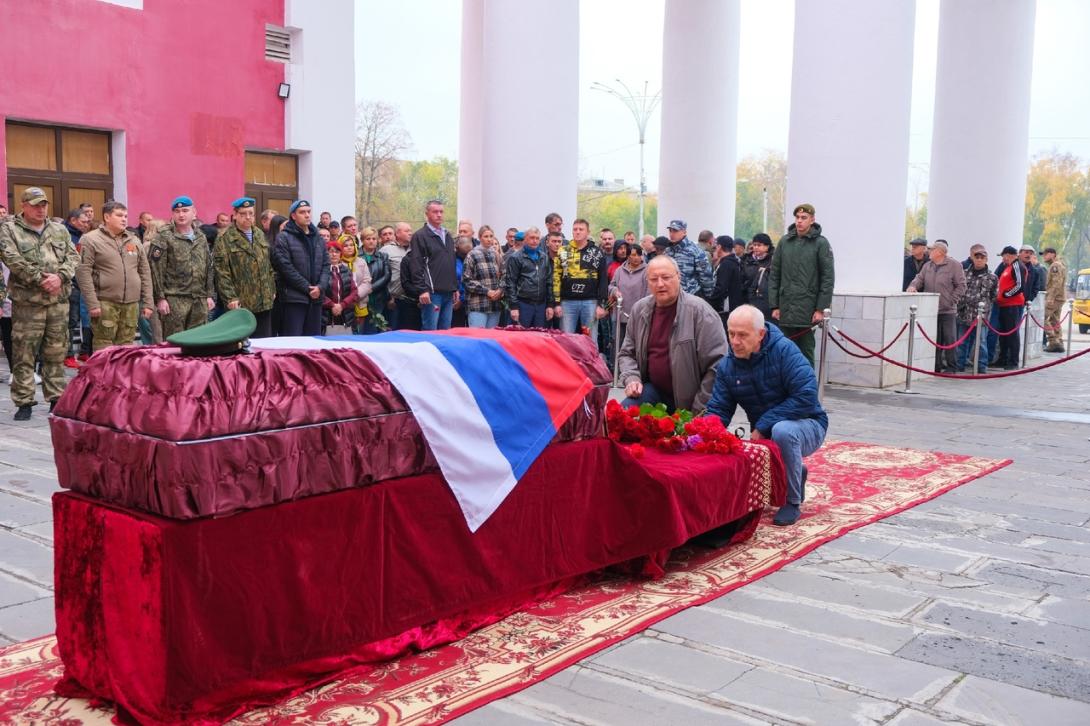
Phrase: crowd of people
[{"left": 902, "top": 238, "right": 1068, "bottom": 372}]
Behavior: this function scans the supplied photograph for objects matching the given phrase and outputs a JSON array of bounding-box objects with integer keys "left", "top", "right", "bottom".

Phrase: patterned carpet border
[{"left": 0, "top": 441, "right": 1011, "bottom": 725}]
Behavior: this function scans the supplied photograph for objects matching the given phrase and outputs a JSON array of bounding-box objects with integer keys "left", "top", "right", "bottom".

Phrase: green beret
[
  {"left": 793, "top": 203, "right": 816, "bottom": 217},
  {"left": 167, "top": 308, "right": 257, "bottom": 356}
]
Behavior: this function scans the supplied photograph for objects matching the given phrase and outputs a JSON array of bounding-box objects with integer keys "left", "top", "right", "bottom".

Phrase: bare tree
[{"left": 355, "top": 101, "right": 413, "bottom": 226}]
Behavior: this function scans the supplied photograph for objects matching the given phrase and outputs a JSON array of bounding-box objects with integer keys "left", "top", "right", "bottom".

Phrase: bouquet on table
[{"left": 605, "top": 399, "right": 741, "bottom": 458}]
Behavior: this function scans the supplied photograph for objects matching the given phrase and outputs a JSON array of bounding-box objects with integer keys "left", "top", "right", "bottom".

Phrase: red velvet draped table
[{"left": 53, "top": 437, "right": 783, "bottom": 725}]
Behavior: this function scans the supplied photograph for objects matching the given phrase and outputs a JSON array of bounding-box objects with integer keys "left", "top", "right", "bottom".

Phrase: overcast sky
[{"left": 355, "top": 0, "right": 1090, "bottom": 197}]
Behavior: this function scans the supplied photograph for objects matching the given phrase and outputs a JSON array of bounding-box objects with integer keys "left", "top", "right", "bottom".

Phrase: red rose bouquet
[{"left": 605, "top": 399, "right": 741, "bottom": 457}]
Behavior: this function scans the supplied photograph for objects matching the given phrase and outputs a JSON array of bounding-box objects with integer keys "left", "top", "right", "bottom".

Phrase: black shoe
[
  {"left": 49, "top": 400, "right": 56, "bottom": 413},
  {"left": 14, "top": 405, "right": 31, "bottom": 421},
  {"left": 800, "top": 465, "right": 808, "bottom": 502},
  {"left": 773, "top": 503, "right": 801, "bottom": 526},
  {"left": 1004, "top": 365, "right": 1019, "bottom": 371}
]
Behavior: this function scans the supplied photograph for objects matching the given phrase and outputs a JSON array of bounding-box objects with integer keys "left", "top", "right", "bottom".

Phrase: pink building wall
[{"left": 0, "top": 0, "right": 286, "bottom": 220}]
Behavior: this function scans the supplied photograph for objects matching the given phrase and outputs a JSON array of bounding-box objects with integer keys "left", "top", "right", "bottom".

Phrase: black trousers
[
  {"left": 252, "top": 309, "right": 273, "bottom": 339},
  {"left": 935, "top": 313, "right": 957, "bottom": 372},
  {"left": 279, "top": 302, "right": 322, "bottom": 336},
  {"left": 997, "top": 305, "right": 1021, "bottom": 367}
]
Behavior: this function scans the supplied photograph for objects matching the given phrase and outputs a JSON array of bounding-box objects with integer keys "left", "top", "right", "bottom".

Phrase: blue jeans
[
  {"left": 468, "top": 311, "right": 501, "bottom": 328},
  {"left": 771, "top": 418, "right": 826, "bottom": 506},
  {"left": 621, "top": 381, "right": 674, "bottom": 413},
  {"left": 957, "top": 320, "right": 987, "bottom": 372},
  {"left": 561, "top": 299, "right": 600, "bottom": 348},
  {"left": 420, "top": 292, "right": 454, "bottom": 330},
  {"left": 516, "top": 302, "right": 548, "bottom": 328}
]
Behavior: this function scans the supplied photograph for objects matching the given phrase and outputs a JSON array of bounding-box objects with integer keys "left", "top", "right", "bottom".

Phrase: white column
[
  {"left": 926, "top": 0, "right": 1036, "bottom": 260},
  {"left": 785, "top": 0, "right": 916, "bottom": 292},
  {"left": 457, "top": 0, "right": 484, "bottom": 225},
  {"left": 285, "top": 0, "right": 355, "bottom": 215},
  {"left": 480, "top": 0, "right": 579, "bottom": 233},
  {"left": 657, "top": 0, "right": 740, "bottom": 238}
]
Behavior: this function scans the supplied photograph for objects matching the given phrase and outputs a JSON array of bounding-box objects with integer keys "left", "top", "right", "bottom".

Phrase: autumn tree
[
  {"left": 735, "top": 150, "right": 788, "bottom": 240},
  {"left": 355, "top": 101, "right": 413, "bottom": 226},
  {"left": 1023, "top": 151, "right": 1090, "bottom": 258},
  {"left": 577, "top": 190, "right": 657, "bottom": 238}
]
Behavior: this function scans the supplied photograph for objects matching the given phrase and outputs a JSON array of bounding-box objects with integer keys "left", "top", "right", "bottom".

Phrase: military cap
[
  {"left": 171, "top": 196, "right": 194, "bottom": 210},
  {"left": 232, "top": 197, "right": 256, "bottom": 210},
  {"left": 793, "top": 203, "right": 816, "bottom": 216},
  {"left": 514, "top": 230, "right": 525, "bottom": 241},
  {"left": 167, "top": 308, "right": 257, "bottom": 356},
  {"left": 666, "top": 219, "right": 687, "bottom": 231},
  {"left": 20, "top": 187, "right": 49, "bottom": 205},
  {"left": 288, "top": 199, "right": 310, "bottom": 214}
]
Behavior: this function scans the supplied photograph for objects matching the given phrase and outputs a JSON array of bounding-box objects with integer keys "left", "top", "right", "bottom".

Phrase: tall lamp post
[{"left": 591, "top": 79, "right": 661, "bottom": 240}]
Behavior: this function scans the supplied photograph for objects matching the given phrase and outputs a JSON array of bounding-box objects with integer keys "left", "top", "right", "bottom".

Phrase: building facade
[{"left": 0, "top": 0, "right": 353, "bottom": 223}]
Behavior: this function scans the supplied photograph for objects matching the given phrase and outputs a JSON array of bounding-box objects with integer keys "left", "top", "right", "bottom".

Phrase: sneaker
[
  {"left": 773, "top": 503, "right": 801, "bottom": 526},
  {"left": 33, "top": 372, "right": 42, "bottom": 384},
  {"left": 13, "top": 404, "right": 31, "bottom": 421},
  {"left": 64, "top": 356, "right": 81, "bottom": 369}
]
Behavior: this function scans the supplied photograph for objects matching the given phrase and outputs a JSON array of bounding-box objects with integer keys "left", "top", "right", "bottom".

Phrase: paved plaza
[{"left": 1, "top": 333, "right": 1088, "bottom": 725}]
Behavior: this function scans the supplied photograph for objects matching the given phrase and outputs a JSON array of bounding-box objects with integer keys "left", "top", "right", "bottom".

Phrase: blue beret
[
  {"left": 288, "top": 199, "right": 310, "bottom": 215},
  {"left": 171, "top": 196, "right": 194, "bottom": 210},
  {"left": 231, "top": 197, "right": 256, "bottom": 210},
  {"left": 514, "top": 230, "right": 525, "bottom": 241}
]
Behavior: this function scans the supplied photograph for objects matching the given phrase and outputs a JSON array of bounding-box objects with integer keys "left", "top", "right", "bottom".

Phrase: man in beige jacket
[{"left": 75, "top": 201, "right": 153, "bottom": 351}]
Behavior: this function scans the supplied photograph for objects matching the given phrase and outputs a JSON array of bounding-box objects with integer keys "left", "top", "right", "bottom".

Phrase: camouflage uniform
[
  {"left": 664, "top": 237, "right": 714, "bottom": 297},
  {"left": 1045, "top": 257, "right": 1068, "bottom": 349},
  {"left": 147, "top": 222, "right": 214, "bottom": 338},
  {"left": 212, "top": 224, "right": 276, "bottom": 313},
  {"left": 0, "top": 215, "right": 80, "bottom": 407}
]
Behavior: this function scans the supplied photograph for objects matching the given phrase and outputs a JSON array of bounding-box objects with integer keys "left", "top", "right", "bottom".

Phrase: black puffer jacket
[
  {"left": 272, "top": 220, "right": 330, "bottom": 305},
  {"left": 362, "top": 250, "right": 390, "bottom": 310}
]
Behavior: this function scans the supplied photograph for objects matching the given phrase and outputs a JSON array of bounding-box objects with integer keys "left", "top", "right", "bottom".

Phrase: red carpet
[{"left": 0, "top": 441, "right": 1009, "bottom": 725}]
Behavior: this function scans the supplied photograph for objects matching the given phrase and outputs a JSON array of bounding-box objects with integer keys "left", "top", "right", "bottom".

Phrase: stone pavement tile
[
  {"left": 0, "top": 596, "right": 54, "bottom": 642},
  {"left": 450, "top": 700, "right": 572, "bottom": 726},
  {"left": 512, "top": 667, "right": 760, "bottom": 726},
  {"left": 884, "top": 708, "right": 958, "bottom": 725},
  {"left": 896, "top": 633, "right": 1090, "bottom": 702},
  {"left": 917, "top": 602, "right": 1090, "bottom": 662},
  {"left": 796, "top": 551, "right": 1033, "bottom": 611},
  {"left": 653, "top": 608, "right": 959, "bottom": 702},
  {"left": 704, "top": 589, "right": 917, "bottom": 653},
  {"left": 713, "top": 665, "right": 899, "bottom": 725},
  {"left": 820, "top": 534, "right": 978, "bottom": 573},
  {"left": 928, "top": 491, "right": 1088, "bottom": 526},
  {"left": 746, "top": 568, "right": 928, "bottom": 617},
  {"left": 1027, "top": 595, "right": 1090, "bottom": 628},
  {"left": 590, "top": 636, "right": 753, "bottom": 695},
  {"left": 968, "top": 560, "right": 1090, "bottom": 600},
  {"left": 0, "top": 570, "right": 49, "bottom": 609},
  {"left": 0, "top": 445, "right": 60, "bottom": 476},
  {"left": 0, "top": 490, "right": 53, "bottom": 528},
  {"left": 15, "top": 520, "right": 53, "bottom": 543},
  {"left": 0, "top": 529, "right": 54, "bottom": 589},
  {"left": 0, "top": 470, "right": 62, "bottom": 506},
  {"left": 935, "top": 674, "right": 1090, "bottom": 725}
]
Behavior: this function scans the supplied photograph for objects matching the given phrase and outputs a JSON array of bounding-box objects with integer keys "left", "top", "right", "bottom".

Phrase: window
[
  {"left": 244, "top": 151, "right": 298, "bottom": 216},
  {"left": 5, "top": 122, "right": 113, "bottom": 222}
]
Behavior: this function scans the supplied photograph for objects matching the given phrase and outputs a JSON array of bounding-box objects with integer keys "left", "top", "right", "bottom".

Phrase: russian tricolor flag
[{"left": 250, "top": 330, "right": 593, "bottom": 531}]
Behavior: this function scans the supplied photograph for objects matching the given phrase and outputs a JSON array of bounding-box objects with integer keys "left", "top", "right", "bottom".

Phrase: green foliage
[
  {"left": 577, "top": 191, "right": 657, "bottom": 236},
  {"left": 364, "top": 158, "right": 459, "bottom": 229},
  {"left": 636, "top": 402, "right": 694, "bottom": 435},
  {"left": 905, "top": 196, "right": 927, "bottom": 245},
  {"left": 1023, "top": 151, "right": 1090, "bottom": 258},
  {"left": 735, "top": 150, "right": 788, "bottom": 241}
]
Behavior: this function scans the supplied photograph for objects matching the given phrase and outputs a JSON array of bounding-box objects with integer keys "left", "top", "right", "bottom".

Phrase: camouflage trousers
[
  {"left": 161, "top": 296, "right": 208, "bottom": 338},
  {"left": 11, "top": 301, "right": 69, "bottom": 407},
  {"left": 91, "top": 300, "right": 139, "bottom": 351},
  {"left": 1045, "top": 301, "right": 1064, "bottom": 346}
]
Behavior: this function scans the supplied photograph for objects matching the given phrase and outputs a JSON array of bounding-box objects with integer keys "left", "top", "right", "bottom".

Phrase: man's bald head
[
  {"left": 727, "top": 305, "right": 767, "bottom": 359},
  {"left": 646, "top": 256, "right": 681, "bottom": 307}
]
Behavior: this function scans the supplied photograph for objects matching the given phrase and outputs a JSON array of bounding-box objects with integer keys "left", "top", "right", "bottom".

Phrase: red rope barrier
[
  {"left": 785, "top": 321, "right": 822, "bottom": 340},
  {"left": 828, "top": 322, "right": 909, "bottom": 359},
  {"left": 915, "top": 322, "right": 976, "bottom": 350},
  {"left": 983, "top": 311, "right": 1027, "bottom": 336},
  {"left": 1029, "top": 311, "right": 1070, "bottom": 332},
  {"left": 830, "top": 327, "right": 1090, "bottom": 380}
]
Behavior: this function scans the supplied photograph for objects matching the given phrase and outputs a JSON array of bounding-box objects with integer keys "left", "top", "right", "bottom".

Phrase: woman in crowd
[
  {"left": 462, "top": 225, "right": 505, "bottom": 328},
  {"left": 355, "top": 227, "right": 388, "bottom": 334},
  {"left": 608, "top": 241, "right": 629, "bottom": 281},
  {"left": 340, "top": 235, "right": 359, "bottom": 276},
  {"left": 610, "top": 244, "right": 648, "bottom": 347},
  {"left": 322, "top": 240, "right": 357, "bottom": 335}
]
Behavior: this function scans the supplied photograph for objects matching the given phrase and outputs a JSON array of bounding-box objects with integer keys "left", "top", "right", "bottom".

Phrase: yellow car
[{"left": 1075, "top": 268, "right": 1090, "bottom": 334}]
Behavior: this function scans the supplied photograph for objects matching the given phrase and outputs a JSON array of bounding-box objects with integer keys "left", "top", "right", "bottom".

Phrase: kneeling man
[
  {"left": 706, "top": 304, "right": 828, "bottom": 526},
  {"left": 616, "top": 255, "right": 726, "bottom": 414}
]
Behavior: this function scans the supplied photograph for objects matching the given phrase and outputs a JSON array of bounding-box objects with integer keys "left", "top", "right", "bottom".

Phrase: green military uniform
[
  {"left": 0, "top": 214, "right": 80, "bottom": 408},
  {"left": 147, "top": 222, "right": 214, "bottom": 338},
  {"left": 212, "top": 224, "right": 276, "bottom": 313},
  {"left": 769, "top": 217, "right": 836, "bottom": 367},
  {"left": 1044, "top": 256, "right": 1068, "bottom": 350}
]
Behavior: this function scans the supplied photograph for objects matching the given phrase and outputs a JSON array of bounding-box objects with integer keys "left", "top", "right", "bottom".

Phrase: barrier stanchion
[
  {"left": 1067, "top": 299, "right": 1075, "bottom": 354},
  {"left": 973, "top": 301, "right": 985, "bottom": 376},
  {"left": 896, "top": 304, "right": 919, "bottom": 395},
  {"left": 1021, "top": 303, "right": 1031, "bottom": 369},
  {"left": 817, "top": 307, "right": 831, "bottom": 402},
  {"left": 611, "top": 293, "right": 624, "bottom": 387}
]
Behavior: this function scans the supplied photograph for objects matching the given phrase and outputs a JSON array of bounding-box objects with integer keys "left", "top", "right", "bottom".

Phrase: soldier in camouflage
[
  {"left": 1042, "top": 247, "right": 1068, "bottom": 353},
  {"left": 212, "top": 197, "right": 276, "bottom": 338},
  {"left": 663, "top": 219, "right": 714, "bottom": 298},
  {"left": 147, "top": 196, "right": 215, "bottom": 338},
  {"left": 0, "top": 187, "right": 81, "bottom": 420}
]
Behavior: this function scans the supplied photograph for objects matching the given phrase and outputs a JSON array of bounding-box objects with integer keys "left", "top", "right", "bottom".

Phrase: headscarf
[{"left": 339, "top": 234, "right": 358, "bottom": 271}]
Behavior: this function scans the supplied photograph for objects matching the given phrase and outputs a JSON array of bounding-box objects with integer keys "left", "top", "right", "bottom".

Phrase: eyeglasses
[{"left": 972, "top": 254, "right": 986, "bottom": 259}]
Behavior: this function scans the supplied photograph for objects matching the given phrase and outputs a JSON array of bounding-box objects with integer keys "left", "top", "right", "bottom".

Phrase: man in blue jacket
[{"left": 705, "top": 304, "right": 828, "bottom": 526}]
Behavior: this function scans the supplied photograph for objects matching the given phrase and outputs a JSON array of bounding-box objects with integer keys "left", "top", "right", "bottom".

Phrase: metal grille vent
[{"left": 265, "top": 25, "right": 291, "bottom": 63}]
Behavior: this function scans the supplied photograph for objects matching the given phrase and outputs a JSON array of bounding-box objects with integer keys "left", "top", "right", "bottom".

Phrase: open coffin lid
[{"left": 50, "top": 328, "right": 612, "bottom": 520}]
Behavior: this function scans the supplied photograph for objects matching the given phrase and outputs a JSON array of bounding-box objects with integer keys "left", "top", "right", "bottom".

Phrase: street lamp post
[{"left": 591, "top": 79, "right": 661, "bottom": 240}]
